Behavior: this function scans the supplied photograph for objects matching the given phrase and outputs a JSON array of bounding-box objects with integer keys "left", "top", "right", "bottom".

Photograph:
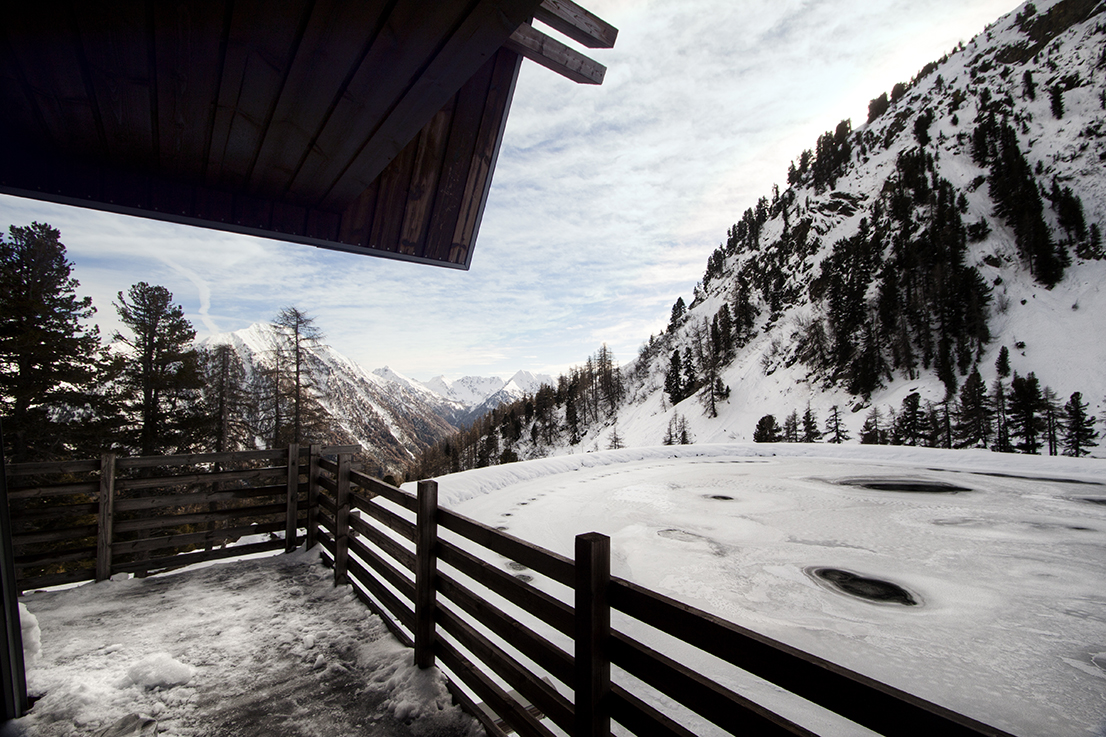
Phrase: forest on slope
[{"left": 409, "top": 0, "right": 1106, "bottom": 479}]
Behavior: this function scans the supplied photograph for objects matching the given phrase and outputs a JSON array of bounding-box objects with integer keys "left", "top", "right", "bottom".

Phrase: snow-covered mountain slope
[
  {"left": 201, "top": 324, "right": 459, "bottom": 475},
  {"left": 603, "top": 0, "right": 1106, "bottom": 448},
  {"left": 413, "top": 0, "right": 1106, "bottom": 474}
]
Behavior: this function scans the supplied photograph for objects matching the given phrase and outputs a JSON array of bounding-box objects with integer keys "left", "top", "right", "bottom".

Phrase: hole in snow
[
  {"left": 808, "top": 567, "right": 919, "bottom": 606},
  {"left": 706, "top": 494, "right": 734, "bottom": 500},
  {"left": 838, "top": 478, "right": 970, "bottom": 493}
]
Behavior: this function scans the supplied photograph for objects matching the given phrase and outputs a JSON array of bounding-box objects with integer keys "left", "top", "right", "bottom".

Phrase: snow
[
  {"left": 408, "top": 444, "right": 1106, "bottom": 736},
  {"left": 11, "top": 549, "right": 482, "bottom": 737}
]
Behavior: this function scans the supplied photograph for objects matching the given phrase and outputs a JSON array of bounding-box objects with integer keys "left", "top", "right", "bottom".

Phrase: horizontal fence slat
[
  {"left": 15, "top": 546, "right": 98, "bottom": 569},
  {"left": 12, "top": 525, "right": 98, "bottom": 548},
  {"left": 345, "top": 552, "right": 416, "bottom": 633},
  {"left": 347, "top": 535, "right": 415, "bottom": 602},
  {"left": 13, "top": 503, "right": 98, "bottom": 527},
  {"left": 7, "top": 481, "right": 100, "bottom": 500},
  {"left": 314, "top": 445, "right": 360, "bottom": 457},
  {"left": 318, "top": 492, "right": 337, "bottom": 516},
  {"left": 116, "top": 466, "right": 288, "bottom": 491},
  {"left": 434, "top": 636, "right": 556, "bottom": 737},
  {"left": 349, "top": 470, "right": 417, "bottom": 512},
  {"left": 351, "top": 514, "right": 416, "bottom": 573},
  {"left": 610, "top": 578, "right": 1014, "bottom": 737},
  {"left": 111, "top": 537, "right": 285, "bottom": 575},
  {"left": 112, "top": 503, "right": 286, "bottom": 534},
  {"left": 436, "top": 601, "right": 573, "bottom": 733},
  {"left": 437, "top": 508, "right": 574, "bottom": 587},
  {"left": 18, "top": 567, "right": 95, "bottom": 591},
  {"left": 610, "top": 630, "right": 810, "bottom": 736},
  {"left": 437, "top": 569, "right": 574, "bottom": 688},
  {"left": 609, "top": 684, "right": 700, "bottom": 737},
  {"left": 116, "top": 449, "right": 285, "bottom": 469},
  {"left": 317, "top": 457, "right": 338, "bottom": 474},
  {"left": 5, "top": 459, "right": 101, "bottom": 476},
  {"left": 350, "top": 491, "right": 416, "bottom": 541},
  {"left": 113, "top": 485, "right": 295, "bottom": 513},
  {"left": 438, "top": 537, "right": 574, "bottom": 637},
  {"left": 111, "top": 519, "right": 295, "bottom": 555},
  {"left": 316, "top": 473, "right": 338, "bottom": 496}
]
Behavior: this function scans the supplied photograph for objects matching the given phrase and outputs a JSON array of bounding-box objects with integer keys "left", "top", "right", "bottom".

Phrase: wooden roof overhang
[{"left": 0, "top": 0, "right": 616, "bottom": 269}]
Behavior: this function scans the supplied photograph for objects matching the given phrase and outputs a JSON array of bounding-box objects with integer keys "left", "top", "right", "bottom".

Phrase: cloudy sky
[{"left": 0, "top": 0, "right": 1021, "bottom": 382}]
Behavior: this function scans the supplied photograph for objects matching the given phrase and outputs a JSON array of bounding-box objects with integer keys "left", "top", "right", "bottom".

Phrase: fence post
[
  {"left": 1, "top": 419, "right": 28, "bottom": 720},
  {"left": 333, "top": 452, "right": 351, "bottom": 585},
  {"left": 414, "top": 479, "right": 438, "bottom": 669},
  {"left": 575, "top": 532, "right": 610, "bottom": 737},
  {"left": 284, "top": 444, "right": 299, "bottom": 553},
  {"left": 95, "top": 453, "right": 116, "bottom": 582},
  {"left": 306, "top": 444, "right": 321, "bottom": 550}
]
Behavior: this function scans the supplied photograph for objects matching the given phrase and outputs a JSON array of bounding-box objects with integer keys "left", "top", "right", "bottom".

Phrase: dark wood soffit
[{"left": 0, "top": 0, "right": 615, "bottom": 269}]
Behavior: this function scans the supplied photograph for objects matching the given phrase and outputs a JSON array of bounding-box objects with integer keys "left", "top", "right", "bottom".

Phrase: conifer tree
[
  {"left": 801, "top": 404, "right": 821, "bottom": 443},
  {"left": 783, "top": 410, "right": 799, "bottom": 443},
  {"left": 859, "top": 406, "right": 884, "bottom": 445},
  {"left": 991, "top": 377, "right": 1012, "bottom": 452},
  {"left": 954, "top": 367, "right": 991, "bottom": 448},
  {"left": 0, "top": 223, "right": 106, "bottom": 460},
  {"left": 824, "top": 405, "right": 850, "bottom": 444},
  {"left": 198, "top": 343, "right": 249, "bottom": 453},
  {"left": 753, "top": 414, "right": 781, "bottom": 442},
  {"left": 115, "top": 283, "right": 204, "bottom": 456},
  {"left": 1061, "top": 392, "right": 1097, "bottom": 457},
  {"left": 895, "top": 392, "right": 924, "bottom": 446},
  {"left": 271, "top": 306, "right": 328, "bottom": 445},
  {"left": 1008, "top": 372, "right": 1043, "bottom": 454},
  {"left": 1040, "top": 386, "right": 1062, "bottom": 456}
]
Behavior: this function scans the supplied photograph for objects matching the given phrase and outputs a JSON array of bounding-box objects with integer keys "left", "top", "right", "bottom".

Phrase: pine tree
[
  {"left": 664, "top": 350, "right": 685, "bottom": 405},
  {"left": 1061, "top": 392, "right": 1098, "bottom": 457},
  {"left": 607, "top": 422, "right": 624, "bottom": 450},
  {"left": 801, "top": 404, "right": 821, "bottom": 443},
  {"left": 115, "top": 283, "right": 204, "bottom": 456},
  {"left": 859, "top": 406, "right": 884, "bottom": 445},
  {"left": 996, "top": 346, "right": 1011, "bottom": 379},
  {"left": 824, "top": 405, "right": 850, "bottom": 444},
  {"left": 895, "top": 393, "right": 924, "bottom": 446},
  {"left": 954, "top": 366, "right": 991, "bottom": 448},
  {"left": 991, "top": 378, "right": 1012, "bottom": 452},
  {"left": 0, "top": 223, "right": 106, "bottom": 461},
  {"left": 1008, "top": 372, "right": 1043, "bottom": 454},
  {"left": 753, "top": 414, "right": 781, "bottom": 442},
  {"left": 1040, "top": 386, "right": 1062, "bottom": 456}
]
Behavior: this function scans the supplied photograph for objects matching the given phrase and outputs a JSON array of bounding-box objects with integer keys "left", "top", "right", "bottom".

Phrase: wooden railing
[
  {"left": 4, "top": 446, "right": 1016, "bottom": 736},
  {"left": 4, "top": 444, "right": 356, "bottom": 591},
  {"left": 310, "top": 463, "right": 1017, "bottom": 737}
]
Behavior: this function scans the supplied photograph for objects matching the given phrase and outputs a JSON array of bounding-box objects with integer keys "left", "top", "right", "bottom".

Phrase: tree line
[
  {"left": 0, "top": 222, "right": 337, "bottom": 463},
  {"left": 752, "top": 346, "right": 1098, "bottom": 456}
]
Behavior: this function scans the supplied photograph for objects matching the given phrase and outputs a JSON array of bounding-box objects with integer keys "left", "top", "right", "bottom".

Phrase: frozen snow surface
[
  {"left": 416, "top": 444, "right": 1106, "bottom": 736},
  {"left": 12, "top": 550, "right": 482, "bottom": 737}
]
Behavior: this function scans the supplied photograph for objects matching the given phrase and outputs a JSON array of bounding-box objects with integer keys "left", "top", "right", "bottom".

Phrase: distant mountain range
[{"left": 200, "top": 324, "right": 551, "bottom": 474}]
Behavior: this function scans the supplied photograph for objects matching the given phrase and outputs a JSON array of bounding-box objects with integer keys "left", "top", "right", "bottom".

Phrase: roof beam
[
  {"left": 533, "top": 0, "right": 617, "bottom": 49},
  {"left": 505, "top": 22, "right": 605, "bottom": 85}
]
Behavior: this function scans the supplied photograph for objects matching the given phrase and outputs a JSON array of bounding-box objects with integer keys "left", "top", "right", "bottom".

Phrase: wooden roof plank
[
  {"left": 420, "top": 53, "right": 498, "bottom": 263},
  {"left": 399, "top": 98, "right": 455, "bottom": 257},
  {"left": 533, "top": 0, "right": 618, "bottom": 49},
  {"left": 505, "top": 22, "right": 605, "bottom": 85},
  {"left": 449, "top": 48, "right": 522, "bottom": 266},
  {"left": 247, "top": 0, "right": 392, "bottom": 201},
  {"left": 206, "top": 0, "right": 312, "bottom": 191},
  {"left": 367, "top": 132, "right": 420, "bottom": 255},
  {"left": 71, "top": 0, "right": 157, "bottom": 170},
  {"left": 1, "top": 8, "right": 104, "bottom": 159},
  {"left": 285, "top": 0, "right": 472, "bottom": 207},
  {"left": 314, "top": 0, "right": 542, "bottom": 212},
  {"left": 154, "top": 0, "right": 233, "bottom": 183}
]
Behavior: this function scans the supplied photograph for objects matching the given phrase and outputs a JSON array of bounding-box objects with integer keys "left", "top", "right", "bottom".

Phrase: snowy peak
[
  {"left": 505, "top": 370, "right": 554, "bottom": 395},
  {"left": 420, "top": 375, "right": 507, "bottom": 406}
]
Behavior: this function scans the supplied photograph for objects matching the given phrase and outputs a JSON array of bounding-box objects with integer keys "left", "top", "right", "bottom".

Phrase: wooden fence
[
  {"left": 5, "top": 447, "right": 1016, "bottom": 736},
  {"left": 309, "top": 462, "right": 1017, "bottom": 737},
  {"left": 4, "top": 444, "right": 355, "bottom": 591}
]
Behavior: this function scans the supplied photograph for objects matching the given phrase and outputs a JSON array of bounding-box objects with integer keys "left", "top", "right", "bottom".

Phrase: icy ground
[
  {"left": 422, "top": 444, "right": 1106, "bottom": 737},
  {"left": 9, "top": 550, "right": 483, "bottom": 737}
]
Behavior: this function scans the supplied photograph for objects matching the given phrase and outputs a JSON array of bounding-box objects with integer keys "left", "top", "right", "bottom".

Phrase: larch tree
[
  {"left": 271, "top": 306, "right": 327, "bottom": 446},
  {"left": 198, "top": 343, "right": 250, "bottom": 453},
  {"left": 0, "top": 223, "right": 105, "bottom": 461}
]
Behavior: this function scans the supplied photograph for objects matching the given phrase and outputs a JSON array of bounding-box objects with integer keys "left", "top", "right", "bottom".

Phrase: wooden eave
[{"left": 0, "top": 0, "right": 616, "bottom": 269}]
